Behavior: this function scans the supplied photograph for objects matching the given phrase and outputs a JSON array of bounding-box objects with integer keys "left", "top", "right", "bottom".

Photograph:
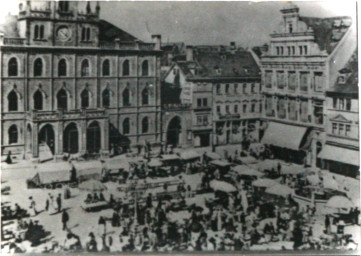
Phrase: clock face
[{"left": 57, "top": 26, "right": 71, "bottom": 42}]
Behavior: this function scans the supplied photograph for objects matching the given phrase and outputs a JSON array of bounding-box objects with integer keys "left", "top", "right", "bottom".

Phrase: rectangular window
[
  {"left": 243, "top": 83, "right": 247, "bottom": 93},
  {"left": 251, "top": 84, "right": 255, "bottom": 93},
  {"left": 276, "top": 47, "right": 279, "bottom": 55},
  {"left": 203, "top": 98, "right": 208, "bottom": 107},
  {"left": 287, "top": 46, "right": 291, "bottom": 55},
  {"left": 280, "top": 47, "right": 284, "bottom": 55},
  {"left": 225, "top": 84, "right": 230, "bottom": 94},
  {"left": 234, "top": 84, "right": 238, "bottom": 94},
  {"left": 217, "top": 105, "right": 221, "bottom": 113},
  {"left": 339, "top": 98, "right": 344, "bottom": 110},
  {"left": 288, "top": 72, "right": 297, "bottom": 91},
  {"left": 299, "top": 46, "right": 303, "bottom": 55},
  {"left": 277, "top": 71, "right": 285, "bottom": 89},
  {"left": 243, "top": 104, "right": 247, "bottom": 113},
  {"left": 197, "top": 116, "right": 203, "bottom": 125},
  {"left": 332, "top": 123, "right": 337, "bottom": 134},
  {"left": 292, "top": 46, "right": 295, "bottom": 55},
  {"left": 345, "top": 125, "right": 351, "bottom": 136},
  {"left": 226, "top": 105, "right": 230, "bottom": 113},
  {"left": 216, "top": 84, "right": 221, "bottom": 94},
  {"left": 234, "top": 105, "right": 238, "bottom": 113},
  {"left": 197, "top": 98, "right": 202, "bottom": 107},
  {"left": 304, "top": 46, "right": 308, "bottom": 55},
  {"left": 265, "top": 71, "right": 273, "bottom": 88},
  {"left": 346, "top": 98, "right": 351, "bottom": 111},
  {"left": 314, "top": 72, "right": 324, "bottom": 92},
  {"left": 339, "top": 124, "right": 344, "bottom": 136},
  {"left": 259, "top": 102, "right": 262, "bottom": 113},
  {"left": 251, "top": 103, "right": 255, "bottom": 113},
  {"left": 333, "top": 98, "right": 337, "bottom": 109},
  {"left": 300, "top": 72, "right": 309, "bottom": 91}
]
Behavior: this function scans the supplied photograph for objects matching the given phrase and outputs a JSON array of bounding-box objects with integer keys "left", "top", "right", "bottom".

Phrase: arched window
[
  {"left": 142, "top": 88, "right": 149, "bottom": 105},
  {"left": 86, "top": 28, "right": 91, "bottom": 41},
  {"left": 123, "top": 118, "right": 130, "bottom": 134},
  {"left": 34, "top": 25, "right": 39, "bottom": 39},
  {"left": 33, "top": 58, "right": 43, "bottom": 77},
  {"left": 141, "top": 60, "right": 149, "bottom": 76},
  {"left": 8, "top": 57, "right": 18, "bottom": 76},
  {"left": 102, "top": 89, "right": 110, "bottom": 108},
  {"left": 39, "top": 25, "right": 44, "bottom": 39},
  {"left": 58, "top": 59, "right": 67, "bottom": 76},
  {"left": 81, "top": 28, "right": 86, "bottom": 41},
  {"left": 33, "top": 90, "right": 43, "bottom": 110},
  {"left": 8, "top": 90, "right": 18, "bottom": 111},
  {"left": 81, "top": 59, "right": 89, "bottom": 77},
  {"left": 142, "top": 117, "right": 149, "bottom": 133},
  {"left": 8, "top": 125, "right": 18, "bottom": 144},
  {"left": 122, "top": 59, "right": 130, "bottom": 76},
  {"left": 122, "top": 88, "right": 130, "bottom": 106},
  {"left": 102, "top": 59, "right": 110, "bottom": 76},
  {"left": 81, "top": 89, "right": 90, "bottom": 108},
  {"left": 57, "top": 89, "right": 67, "bottom": 110}
]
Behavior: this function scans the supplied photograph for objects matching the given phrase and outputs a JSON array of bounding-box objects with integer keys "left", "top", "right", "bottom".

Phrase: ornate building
[
  {"left": 260, "top": 3, "right": 356, "bottom": 166},
  {"left": 318, "top": 51, "right": 359, "bottom": 178},
  {"left": 0, "top": 1, "right": 162, "bottom": 160},
  {"left": 162, "top": 44, "right": 262, "bottom": 149}
]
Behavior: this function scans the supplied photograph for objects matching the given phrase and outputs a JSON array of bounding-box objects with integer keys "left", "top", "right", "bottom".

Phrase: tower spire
[
  {"left": 86, "top": 1, "right": 91, "bottom": 14},
  {"left": 96, "top": 1, "right": 101, "bottom": 15}
]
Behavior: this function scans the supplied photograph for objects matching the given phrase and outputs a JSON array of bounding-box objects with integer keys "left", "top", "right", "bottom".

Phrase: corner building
[
  {"left": 0, "top": 1, "right": 162, "bottom": 160},
  {"left": 260, "top": 3, "right": 356, "bottom": 166}
]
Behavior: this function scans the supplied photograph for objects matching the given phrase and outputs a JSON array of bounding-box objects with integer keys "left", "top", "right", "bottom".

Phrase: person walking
[
  {"left": 57, "top": 193, "right": 62, "bottom": 212},
  {"left": 62, "top": 209, "right": 69, "bottom": 230}
]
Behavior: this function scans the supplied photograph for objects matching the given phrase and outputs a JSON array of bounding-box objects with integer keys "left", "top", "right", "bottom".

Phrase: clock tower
[{"left": 18, "top": 0, "right": 100, "bottom": 47}]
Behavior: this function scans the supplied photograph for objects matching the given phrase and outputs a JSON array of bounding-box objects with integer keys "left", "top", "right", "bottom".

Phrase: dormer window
[
  {"left": 338, "top": 75, "right": 346, "bottom": 84},
  {"left": 288, "top": 23, "right": 293, "bottom": 33}
]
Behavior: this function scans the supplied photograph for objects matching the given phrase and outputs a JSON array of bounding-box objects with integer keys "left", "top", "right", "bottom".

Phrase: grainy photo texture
[{"left": 0, "top": 0, "right": 360, "bottom": 254}]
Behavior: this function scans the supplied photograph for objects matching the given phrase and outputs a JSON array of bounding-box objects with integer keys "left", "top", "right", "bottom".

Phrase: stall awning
[
  {"left": 179, "top": 150, "right": 201, "bottom": 160},
  {"left": 318, "top": 145, "right": 359, "bottom": 167},
  {"left": 262, "top": 122, "right": 307, "bottom": 150},
  {"left": 210, "top": 160, "right": 231, "bottom": 167},
  {"left": 161, "top": 154, "right": 180, "bottom": 161},
  {"left": 105, "top": 158, "right": 130, "bottom": 171}
]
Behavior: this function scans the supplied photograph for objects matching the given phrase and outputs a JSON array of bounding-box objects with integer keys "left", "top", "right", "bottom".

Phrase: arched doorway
[
  {"left": 87, "top": 121, "right": 101, "bottom": 153},
  {"left": 38, "top": 124, "right": 55, "bottom": 154},
  {"left": 63, "top": 123, "right": 79, "bottom": 153},
  {"left": 26, "top": 124, "right": 32, "bottom": 154},
  {"left": 167, "top": 117, "right": 182, "bottom": 147}
]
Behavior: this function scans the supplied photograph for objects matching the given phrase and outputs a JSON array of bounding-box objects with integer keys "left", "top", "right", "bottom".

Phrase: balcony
[
  {"left": 162, "top": 103, "right": 191, "bottom": 111},
  {"left": 2, "top": 38, "right": 26, "bottom": 46},
  {"left": 26, "top": 109, "right": 107, "bottom": 122},
  {"left": 218, "top": 113, "right": 240, "bottom": 120}
]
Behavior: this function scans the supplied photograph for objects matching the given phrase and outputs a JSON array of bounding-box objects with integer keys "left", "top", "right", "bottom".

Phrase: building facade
[
  {"left": 1, "top": 1, "right": 162, "bottom": 160},
  {"left": 163, "top": 44, "right": 262, "bottom": 150},
  {"left": 260, "top": 3, "right": 356, "bottom": 166},
  {"left": 318, "top": 51, "right": 359, "bottom": 178}
]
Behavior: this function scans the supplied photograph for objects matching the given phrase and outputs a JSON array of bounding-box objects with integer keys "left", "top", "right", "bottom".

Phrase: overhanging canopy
[
  {"left": 262, "top": 122, "right": 307, "bottom": 150},
  {"left": 179, "top": 150, "right": 201, "bottom": 160},
  {"left": 318, "top": 145, "right": 359, "bottom": 166}
]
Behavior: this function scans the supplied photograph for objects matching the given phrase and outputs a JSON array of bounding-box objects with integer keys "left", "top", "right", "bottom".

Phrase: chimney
[
  {"left": 186, "top": 46, "right": 193, "bottom": 61},
  {"left": 151, "top": 34, "right": 161, "bottom": 50},
  {"left": 230, "top": 42, "right": 236, "bottom": 50}
]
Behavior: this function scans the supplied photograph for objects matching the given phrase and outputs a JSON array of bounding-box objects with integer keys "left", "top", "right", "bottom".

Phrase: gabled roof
[
  {"left": 98, "top": 19, "right": 139, "bottom": 42},
  {"left": 329, "top": 114, "right": 352, "bottom": 123},
  {"left": 327, "top": 50, "right": 358, "bottom": 98},
  {"left": 299, "top": 16, "right": 352, "bottom": 54}
]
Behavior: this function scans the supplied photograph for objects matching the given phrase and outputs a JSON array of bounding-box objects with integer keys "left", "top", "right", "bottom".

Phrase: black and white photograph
[{"left": 0, "top": 0, "right": 360, "bottom": 254}]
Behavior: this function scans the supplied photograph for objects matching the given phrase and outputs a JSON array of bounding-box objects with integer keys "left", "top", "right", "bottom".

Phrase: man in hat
[
  {"left": 56, "top": 193, "right": 62, "bottom": 212},
  {"left": 62, "top": 209, "right": 69, "bottom": 230},
  {"left": 29, "top": 197, "right": 37, "bottom": 216}
]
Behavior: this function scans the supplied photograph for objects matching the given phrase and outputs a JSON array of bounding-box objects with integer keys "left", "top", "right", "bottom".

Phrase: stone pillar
[
  {"left": 101, "top": 119, "right": 110, "bottom": 158},
  {"left": 56, "top": 121, "right": 63, "bottom": 156},
  {"left": 273, "top": 95, "right": 278, "bottom": 117},
  {"left": 32, "top": 123, "right": 39, "bottom": 158},
  {"left": 80, "top": 119, "right": 87, "bottom": 154},
  {"left": 311, "top": 131, "right": 318, "bottom": 167}
]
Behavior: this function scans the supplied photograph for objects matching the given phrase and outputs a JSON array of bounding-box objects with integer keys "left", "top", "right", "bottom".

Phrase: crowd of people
[{"left": 2, "top": 145, "right": 360, "bottom": 253}]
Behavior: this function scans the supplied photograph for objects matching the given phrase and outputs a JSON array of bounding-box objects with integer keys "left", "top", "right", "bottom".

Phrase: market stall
[{"left": 72, "top": 161, "right": 104, "bottom": 182}]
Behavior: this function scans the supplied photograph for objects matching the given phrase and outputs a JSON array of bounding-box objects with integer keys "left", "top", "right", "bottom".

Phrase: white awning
[
  {"left": 210, "top": 160, "right": 231, "bottom": 167},
  {"left": 262, "top": 122, "right": 307, "bottom": 150},
  {"left": 179, "top": 150, "right": 201, "bottom": 160},
  {"left": 161, "top": 154, "right": 180, "bottom": 161},
  {"left": 318, "top": 145, "right": 359, "bottom": 167}
]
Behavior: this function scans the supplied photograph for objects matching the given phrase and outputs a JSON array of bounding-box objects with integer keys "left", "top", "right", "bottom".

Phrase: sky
[{"left": 0, "top": 1, "right": 357, "bottom": 48}]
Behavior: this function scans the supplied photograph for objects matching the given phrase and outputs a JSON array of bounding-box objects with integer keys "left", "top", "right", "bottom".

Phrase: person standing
[
  {"left": 45, "top": 194, "right": 50, "bottom": 212},
  {"left": 62, "top": 209, "right": 69, "bottom": 230},
  {"left": 325, "top": 214, "right": 330, "bottom": 234},
  {"left": 57, "top": 193, "right": 62, "bottom": 212},
  {"left": 29, "top": 197, "right": 37, "bottom": 216}
]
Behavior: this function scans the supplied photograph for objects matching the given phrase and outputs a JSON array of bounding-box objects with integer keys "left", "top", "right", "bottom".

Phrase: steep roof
[
  {"left": 327, "top": 50, "right": 358, "bottom": 97},
  {"left": 299, "top": 16, "right": 352, "bottom": 54},
  {"left": 98, "top": 19, "right": 139, "bottom": 42}
]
